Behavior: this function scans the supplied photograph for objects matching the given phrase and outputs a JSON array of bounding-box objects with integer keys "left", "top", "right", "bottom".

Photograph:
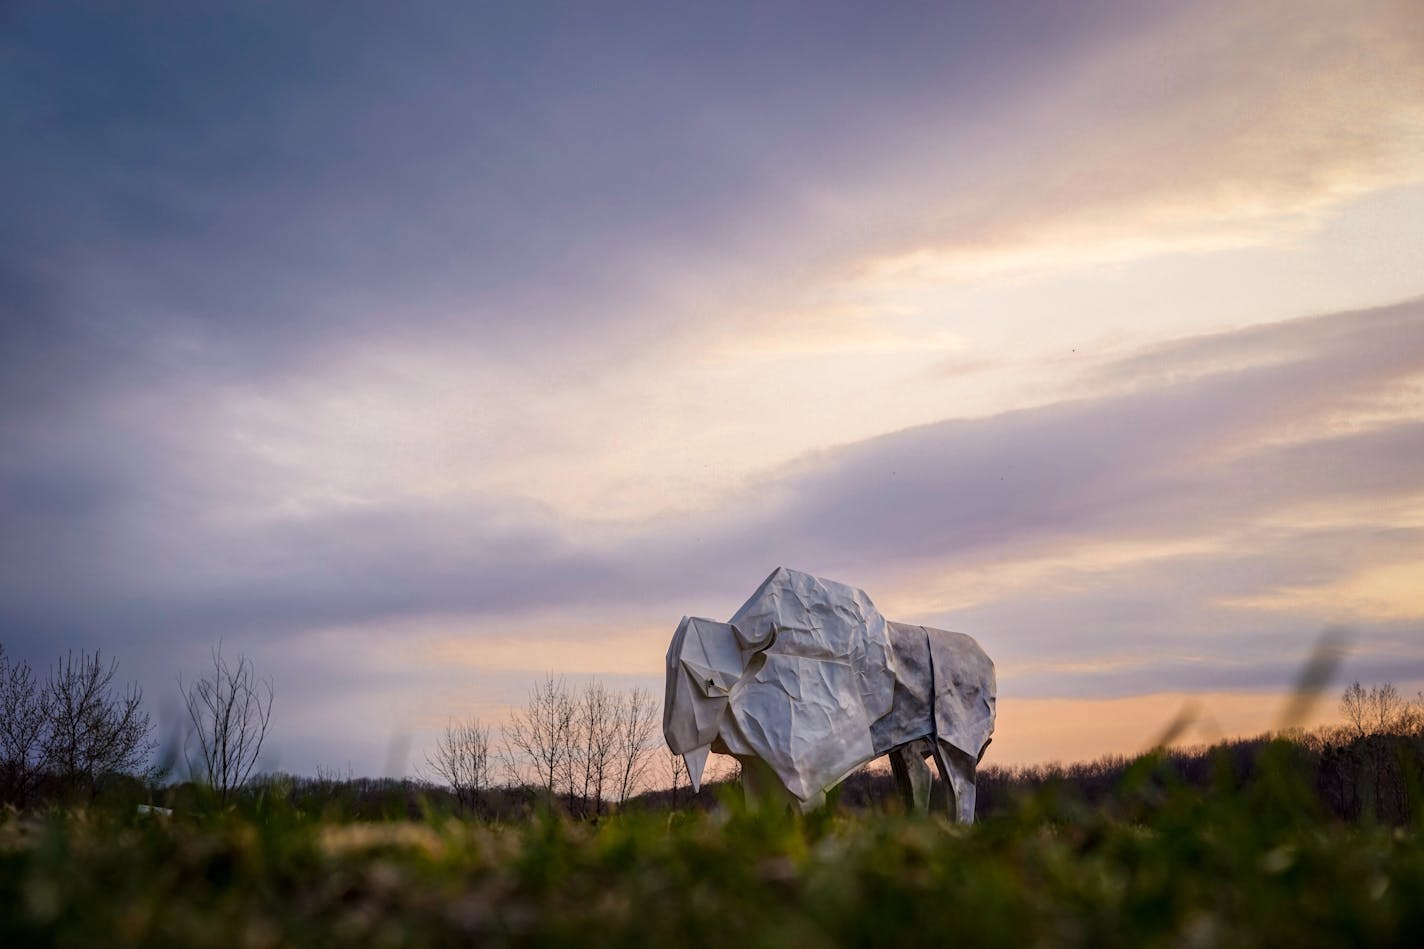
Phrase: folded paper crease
[{"left": 663, "top": 567, "right": 996, "bottom": 813}]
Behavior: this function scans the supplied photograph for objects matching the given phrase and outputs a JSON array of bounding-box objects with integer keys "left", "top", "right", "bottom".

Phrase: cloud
[
  {"left": 4, "top": 298, "right": 1420, "bottom": 641},
  {"left": 3, "top": 294, "right": 1419, "bottom": 774},
  {"left": 4, "top": 2, "right": 1422, "bottom": 772},
  {"left": 8, "top": 0, "right": 1417, "bottom": 404},
  {"left": 692, "top": 300, "right": 1424, "bottom": 566},
  {"left": 0, "top": 2, "right": 1120, "bottom": 380},
  {"left": 839, "top": 0, "right": 1424, "bottom": 290},
  {"left": 601, "top": 298, "right": 1424, "bottom": 700}
]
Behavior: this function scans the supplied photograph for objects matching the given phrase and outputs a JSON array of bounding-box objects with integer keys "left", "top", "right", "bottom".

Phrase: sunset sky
[{"left": 3, "top": 0, "right": 1422, "bottom": 779}]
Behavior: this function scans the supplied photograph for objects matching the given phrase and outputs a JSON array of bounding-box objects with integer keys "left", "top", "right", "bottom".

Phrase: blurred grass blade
[
  {"left": 1143, "top": 699, "right": 1201, "bottom": 752},
  {"left": 1277, "top": 626, "right": 1350, "bottom": 731}
]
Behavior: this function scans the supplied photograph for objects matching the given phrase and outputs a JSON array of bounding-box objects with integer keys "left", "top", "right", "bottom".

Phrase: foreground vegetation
[
  {"left": 5, "top": 660, "right": 1421, "bottom": 945},
  {"left": 4, "top": 739, "right": 1423, "bottom": 948}
]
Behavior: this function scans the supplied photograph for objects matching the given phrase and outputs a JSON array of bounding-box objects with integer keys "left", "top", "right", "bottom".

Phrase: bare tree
[
  {"left": 1341, "top": 681, "right": 1370, "bottom": 737},
  {"left": 426, "top": 716, "right": 493, "bottom": 812},
  {"left": 181, "top": 643, "right": 274, "bottom": 803},
  {"left": 573, "top": 681, "right": 621, "bottom": 816},
  {"left": 0, "top": 644, "right": 49, "bottom": 806},
  {"left": 613, "top": 687, "right": 659, "bottom": 805},
  {"left": 1341, "top": 680, "right": 1418, "bottom": 737},
  {"left": 1369, "top": 682, "right": 1403, "bottom": 734},
  {"left": 666, "top": 747, "right": 688, "bottom": 809},
  {"left": 502, "top": 674, "right": 575, "bottom": 802},
  {"left": 43, "top": 649, "right": 154, "bottom": 796}
]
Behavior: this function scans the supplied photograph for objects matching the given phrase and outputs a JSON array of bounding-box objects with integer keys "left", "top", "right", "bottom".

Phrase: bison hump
[{"left": 728, "top": 567, "right": 897, "bottom": 723}]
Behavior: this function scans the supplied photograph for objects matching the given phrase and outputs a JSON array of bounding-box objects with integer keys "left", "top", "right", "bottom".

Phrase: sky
[{"left": 3, "top": 0, "right": 1423, "bottom": 780}]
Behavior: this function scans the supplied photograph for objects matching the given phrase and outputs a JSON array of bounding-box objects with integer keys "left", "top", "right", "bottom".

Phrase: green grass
[{"left": 3, "top": 748, "right": 1423, "bottom": 947}]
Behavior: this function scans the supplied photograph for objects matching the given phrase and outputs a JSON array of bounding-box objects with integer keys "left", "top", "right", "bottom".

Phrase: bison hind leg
[
  {"left": 929, "top": 740, "right": 978, "bottom": 824},
  {"left": 889, "top": 738, "right": 935, "bottom": 815}
]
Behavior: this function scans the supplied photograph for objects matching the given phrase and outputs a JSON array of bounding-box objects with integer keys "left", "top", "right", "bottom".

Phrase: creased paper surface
[
  {"left": 929, "top": 628, "right": 997, "bottom": 760},
  {"left": 728, "top": 653, "right": 874, "bottom": 802},
  {"left": 729, "top": 566, "right": 896, "bottom": 722},
  {"left": 663, "top": 567, "right": 996, "bottom": 806}
]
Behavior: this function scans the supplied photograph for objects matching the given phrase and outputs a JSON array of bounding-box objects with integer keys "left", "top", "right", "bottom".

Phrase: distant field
[{"left": 4, "top": 748, "right": 1423, "bottom": 947}]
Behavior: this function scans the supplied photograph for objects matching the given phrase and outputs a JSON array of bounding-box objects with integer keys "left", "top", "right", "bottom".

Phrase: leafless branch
[
  {"left": 42, "top": 649, "right": 154, "bottom": 795},
  {"left": 426, "top": 715, "right": 493, "bottom": 813},
  {"left": 181, "top": 642, "right": 274, "bottom": 803},
  {"left": 613, "top": 687, "right": 659, "bottom": 805},
  {"left": 1340, "top": 680, "right": 1417, "bottom": 737},
  {"left": 0, "top": 644, "right": 49, "bottom": 806},
  {"left": 501, "top": 673, "right": 574, "bottom": 803}
]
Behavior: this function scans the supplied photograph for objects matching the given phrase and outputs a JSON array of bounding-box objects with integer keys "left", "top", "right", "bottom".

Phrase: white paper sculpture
[{"left": 663, "top": 567, "right": 995, "bottom": 820}]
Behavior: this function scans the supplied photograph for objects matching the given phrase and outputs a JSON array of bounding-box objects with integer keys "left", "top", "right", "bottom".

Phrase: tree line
[
  {"left": 0, "top": 644, "right": 154, "bottom": 805},
  {"left": 958, "top": 679, "right": 1424, "bottom": 825},
  {"left": 1, "top": 641, "right": 272, "bottom": 808},
  {"left": 2, "top": 640, "right": 665, "bottom": 816},
  {"left": 425, "top": 674, "right": 662, "bottom": 817},
  {"left": 8, "top": 629, "right": 1421, "bottom": 822}
]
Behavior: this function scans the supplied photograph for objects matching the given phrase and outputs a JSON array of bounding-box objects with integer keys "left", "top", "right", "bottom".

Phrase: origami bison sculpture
[{"left": 663, "top": 567, "right": 995, "bottom": 821}]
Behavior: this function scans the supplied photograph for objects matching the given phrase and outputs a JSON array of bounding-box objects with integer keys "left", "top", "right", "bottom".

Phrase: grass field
[{"left": 4, "top": 744, "right": 1423, "bottom": 947}]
